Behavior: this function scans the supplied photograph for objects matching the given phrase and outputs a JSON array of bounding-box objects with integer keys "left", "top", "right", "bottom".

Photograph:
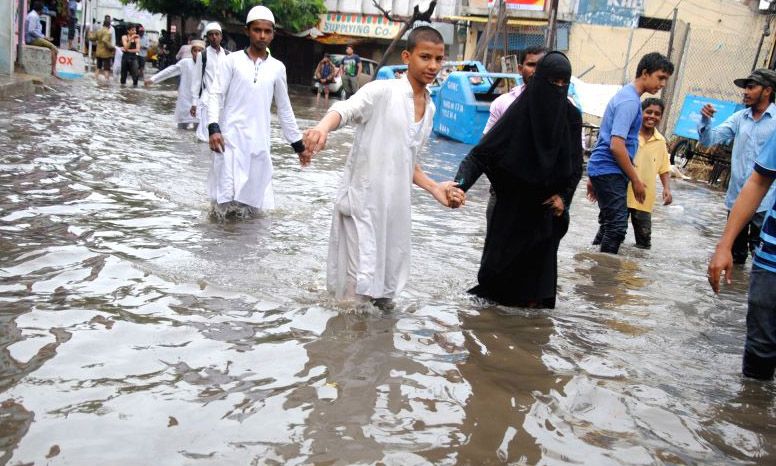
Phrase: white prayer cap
[
  {"left": 204, "top": 22, "right": 221, "bottom": 34},
  {"left": 190, "top": 39, "right": 206, "bottom": 50},
  {"left": 246, "top": 5, "right": 275, "bottom": 25}
]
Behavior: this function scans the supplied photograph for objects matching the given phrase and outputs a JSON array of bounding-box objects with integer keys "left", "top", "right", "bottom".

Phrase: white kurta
[
  {"left": 208, "top": 51, "right": 302, "bottom": 209},
  {"left": 327, "top": 78, "right": 434, "bottom": 300},
  {"left": 193, "top": 46, "right": 227, "bottom": 142},
  {"left": 150, "top": 57, "right": 201, "bottom": 125}
]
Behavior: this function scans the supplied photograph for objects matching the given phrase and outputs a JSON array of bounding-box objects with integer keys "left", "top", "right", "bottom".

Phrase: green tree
[{"left": 123, "top": 0, "right": 326, "bottom": 32}]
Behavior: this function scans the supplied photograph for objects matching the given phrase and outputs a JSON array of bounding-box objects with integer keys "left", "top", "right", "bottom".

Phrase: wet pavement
[{"left": 0, "top": 76, "right": 774, "bottom": 465}]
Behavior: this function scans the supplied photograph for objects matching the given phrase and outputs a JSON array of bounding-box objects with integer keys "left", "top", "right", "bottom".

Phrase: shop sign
[
  {"left": 319, "top": 14, "right": 402, "bottom": 39},
  {"left": 487, "top": 0, "right": 546, "bottom": 10},
  {"left": 55, "top": 50, "right": 85, "bottom": 80}
]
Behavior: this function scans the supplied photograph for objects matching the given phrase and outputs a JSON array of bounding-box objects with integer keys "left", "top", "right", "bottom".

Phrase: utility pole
[
  {"left": 666, "top": 8, "right": 678, "bottom": 60},
  {"left": 753, "top": 15, "right": 772, "bottom": 71},
  {"left": 545, "top": 0, "right": 560, "bottom": 49}
]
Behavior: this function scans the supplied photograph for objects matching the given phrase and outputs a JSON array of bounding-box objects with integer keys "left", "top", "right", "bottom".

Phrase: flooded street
[{"left": 1, "top": 77, "right": 774, "bottom": 465}]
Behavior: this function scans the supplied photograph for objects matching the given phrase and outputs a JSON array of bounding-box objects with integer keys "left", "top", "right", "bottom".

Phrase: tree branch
[
  {"left": 371, "top": 0, "right": 399, "bottom": 22},
  {"left": 370, "top": 1, "right": 438, "bottom": 81}
]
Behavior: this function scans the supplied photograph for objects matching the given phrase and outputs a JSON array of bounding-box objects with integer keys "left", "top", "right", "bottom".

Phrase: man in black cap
[{"left": 699, "top": 68, "right": 776, "bottom": 264}]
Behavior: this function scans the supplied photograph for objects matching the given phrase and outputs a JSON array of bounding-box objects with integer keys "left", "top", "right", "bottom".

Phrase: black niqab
[{"left": 472, "top": 51, "right": 574, "bottom": 191}]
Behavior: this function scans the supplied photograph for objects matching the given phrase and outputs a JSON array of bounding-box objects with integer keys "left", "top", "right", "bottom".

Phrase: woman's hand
[
  {"left": 432, "top": 181, "right": 465, "bottom": 208},
  {"left": 543, "top": 194, "right": 565, "bottom": 217}
]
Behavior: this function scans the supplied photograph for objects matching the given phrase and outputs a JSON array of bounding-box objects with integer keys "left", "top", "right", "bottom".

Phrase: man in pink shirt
[{"left": 483, "top": 46, "right": 548, "bottom": 133}]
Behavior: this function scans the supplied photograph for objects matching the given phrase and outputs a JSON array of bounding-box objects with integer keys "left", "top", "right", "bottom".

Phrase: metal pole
[
  {"left": 753, "top": 16, "right": 771, "bottom": 71},
  {"left": 17, "top": 0, "right": 26, "bottom": 70},
  {"left": 666, "top": 7, "right": 678, "bottom": 60},
  {"left": 621, "top": 27, "right": 634, "bottom": 85},
  {"left": 662, "top": 25, "right": 692, "bottom": 137},
  {"left": 502, "top": 1, "right": 509, "bottom": 60},
  {"left": 545, "top": 0, "right": 560, "bottom": 49}
]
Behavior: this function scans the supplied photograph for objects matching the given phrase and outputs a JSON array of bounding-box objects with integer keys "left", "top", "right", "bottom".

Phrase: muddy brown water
[{"left": 0, "top": 78, "right": 774, "bottom": 465}]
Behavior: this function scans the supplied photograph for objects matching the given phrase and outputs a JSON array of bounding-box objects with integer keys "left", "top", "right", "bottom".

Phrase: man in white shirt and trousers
[
  {"left": 207, "top": 6, "right": 310, "bottom": 217},
  {"left": 144, "top": 40, "right": 204, "bottom": 129},
  {"left": 193, "top": 22, "right": 228, "bottom": 142}
]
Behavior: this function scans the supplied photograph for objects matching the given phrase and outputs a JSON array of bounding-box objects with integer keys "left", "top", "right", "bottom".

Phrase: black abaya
[{"left": 454, "top": 52, "right": 583, "bottom": 308}]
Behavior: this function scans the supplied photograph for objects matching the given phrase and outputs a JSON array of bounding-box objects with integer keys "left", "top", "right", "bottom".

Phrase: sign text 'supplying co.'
[{"left": 319, "top": 14, "right": 402, "bottom": 39}]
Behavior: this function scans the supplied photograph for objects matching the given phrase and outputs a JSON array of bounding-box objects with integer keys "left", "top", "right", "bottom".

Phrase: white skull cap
[
  {"left": 204, "top": 22, "right": 221, "bottom": 33},
  {"left": 246, "top": 5, "right": 275, "bottom": 25}
]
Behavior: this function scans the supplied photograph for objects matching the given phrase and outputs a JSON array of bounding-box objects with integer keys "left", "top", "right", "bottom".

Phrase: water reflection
[
  {"left": 0, "top": 77, "right": 774, "bottom": 464},
  {"left": 454, "top": 307, "right": 559, "bottom": 464}
]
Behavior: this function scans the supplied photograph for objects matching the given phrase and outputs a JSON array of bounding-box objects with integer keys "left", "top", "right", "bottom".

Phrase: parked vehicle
[
  {"left": 375, "top": 60, "right": 490, "bottom": 100},
  {"left": 310, "top": 54, "right": 379, "bottom": 99},
  {"left": 433, "top": 71, "right": 521, "bottom": 144}
]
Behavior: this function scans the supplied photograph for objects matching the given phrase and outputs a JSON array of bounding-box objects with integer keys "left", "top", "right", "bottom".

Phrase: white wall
[
  {"left": 0, "top": 0, "right": 17, "bottom": 75},
  {"left": 90, "top": 0, "right": 166, "bottom": 32}
]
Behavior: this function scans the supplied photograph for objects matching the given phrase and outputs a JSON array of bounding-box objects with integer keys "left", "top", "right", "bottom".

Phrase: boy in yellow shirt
[{"left": 626, "top": 97, "right": 673, "bottom": 248}]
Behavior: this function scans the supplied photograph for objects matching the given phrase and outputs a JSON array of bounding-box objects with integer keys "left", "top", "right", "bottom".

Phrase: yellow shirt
[{"left": 627, "top": 129, "right": 671, "bottom": 213}]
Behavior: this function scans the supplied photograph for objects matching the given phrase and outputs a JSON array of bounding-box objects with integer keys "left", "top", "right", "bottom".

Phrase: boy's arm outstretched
[
  {"left": 304, "top": 81, "right": 378, "bottom": 157},
  {"left": 304, "top": 111, "right": 341, "bottom": 156},
  {"left": 413, "top": 164, "right": 465, "bottom": 208}
]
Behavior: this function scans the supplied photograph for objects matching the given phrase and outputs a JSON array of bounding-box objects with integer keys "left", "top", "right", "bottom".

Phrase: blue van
[
  {"left": 433, "top": 72, "right": 584, "bottom": 144},
  {"left": 433, "top": 72, "right": 524, "bottom": 144},
  {"left": 375, "top": 60, "right": 489, "bottom": 100}
]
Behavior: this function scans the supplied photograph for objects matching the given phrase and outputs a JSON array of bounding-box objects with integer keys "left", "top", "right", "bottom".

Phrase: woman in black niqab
[{"left": 454, "top": 51, "right": 583, "bottom": 308}]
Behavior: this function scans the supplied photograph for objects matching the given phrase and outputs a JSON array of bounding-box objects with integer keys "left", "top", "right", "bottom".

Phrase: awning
[{"left": 445, "top": 15, "right": 548, "bottom": 27}]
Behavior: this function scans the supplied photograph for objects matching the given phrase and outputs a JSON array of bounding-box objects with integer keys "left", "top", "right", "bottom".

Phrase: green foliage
[
  {"left": 123, "top": 0, "right": 326, "bottom": 32},
  {"left": 262, "top": 0, "right": 327, "bottom": 33}
]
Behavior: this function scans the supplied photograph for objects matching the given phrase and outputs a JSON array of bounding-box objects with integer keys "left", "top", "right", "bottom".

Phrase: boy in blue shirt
[
  {"left": 709, "top": 130, "right": 776, "bottom": 380},
  {"left": 587, "top": 52, "right": 674, "bottom": 254}
]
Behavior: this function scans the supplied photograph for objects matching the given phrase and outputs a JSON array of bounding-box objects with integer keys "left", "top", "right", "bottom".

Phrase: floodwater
[{"left": 0, "top": 76, "right": 774, "bottom": 466}]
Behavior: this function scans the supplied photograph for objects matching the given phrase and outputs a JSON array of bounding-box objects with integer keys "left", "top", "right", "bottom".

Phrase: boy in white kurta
[
  {"left": 144, "top": 40, "right": 204, "bottom": 129},
  {"left": 304, "top": 27, "right": 466, "bottom": 301},
  {"left": 207, "top": 7, "right": 308, "bottom": 211},
  {"left": 192, "top": 22, "right": 228, "bottom": 143}
]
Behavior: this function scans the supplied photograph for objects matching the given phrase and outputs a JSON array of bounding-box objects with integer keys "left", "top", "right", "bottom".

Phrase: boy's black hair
[
  {"left": 636, "top": 52, "right": 674, "bottom": 78},
  {"left": 519, "top": 46, "right": 548, "bottom": 64},
  {"left": 642, "top": 97, "right": 665, "bottom": 112},
  {"left": 32, "top": 1, "right": 43, "bottom": 12},
  {"left": 407, "top": 26, "right": 444, "bottom": 52}
]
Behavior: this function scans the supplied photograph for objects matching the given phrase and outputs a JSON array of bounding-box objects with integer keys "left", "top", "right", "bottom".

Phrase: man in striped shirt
[{"left": 709, "top": 130, "right": 776, "bottom": 380}]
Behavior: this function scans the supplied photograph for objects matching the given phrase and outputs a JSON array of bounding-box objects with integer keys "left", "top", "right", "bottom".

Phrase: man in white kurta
[
  {"left": 145, "top": 41, "right": 203, "bottom": 128},
  {"left": 324, "top": 78, "right": 436, "bottom": 299},
  {"left": 207, "top": 6, "right": 306, "bottom": 210},
  {"left": 304, "top": 27, "right": 464, "bottom": 302},
  {"left": 192, "top": 22, "right": 228, "bottom": 142}
]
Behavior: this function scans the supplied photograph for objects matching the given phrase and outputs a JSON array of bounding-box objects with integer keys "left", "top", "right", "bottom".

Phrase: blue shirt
[
  {"left": 752, "top": 132, "right": 776, "bottom": 272},
  {"left": 698, "top": 104, "right": 776, "bottom": 212},
  {"left": 25, "top": 10, "right": 44, "bottom": 43},
  {"left": 587, "top": 83, "right": 642, "bottom": 177}
]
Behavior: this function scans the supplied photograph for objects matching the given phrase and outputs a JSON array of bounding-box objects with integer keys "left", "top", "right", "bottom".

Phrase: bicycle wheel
[{"left": 671, "top": 140, "right": 692, "bottom": 168}]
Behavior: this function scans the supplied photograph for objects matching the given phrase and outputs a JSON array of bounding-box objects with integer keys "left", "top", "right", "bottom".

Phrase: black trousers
[
  {"left": 120, "top": 53, "right": 139, "bottom": 85},
  {"left": 628, "top": 208, "right": 652, "bottom": 249}
]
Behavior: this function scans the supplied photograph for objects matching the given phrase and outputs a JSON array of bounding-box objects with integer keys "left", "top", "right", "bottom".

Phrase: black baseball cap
[{"left": 734, "top": 68, "right": 776, "bottom": 89}]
